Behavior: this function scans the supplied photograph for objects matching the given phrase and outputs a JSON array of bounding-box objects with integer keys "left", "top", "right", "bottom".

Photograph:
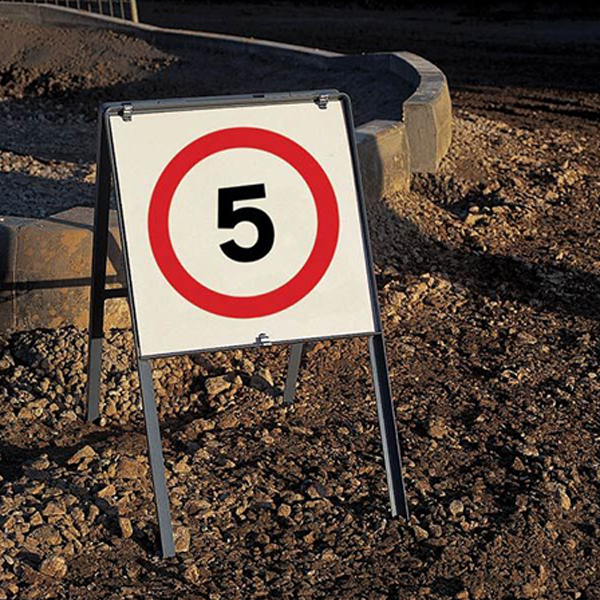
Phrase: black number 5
[{"left": 218, "top": 184, "right": 275, "bottom": 263}]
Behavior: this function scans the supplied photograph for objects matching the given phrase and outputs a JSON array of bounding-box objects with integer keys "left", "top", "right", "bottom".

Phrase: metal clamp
[
  {"left": 315, "top": 94, "right": 329, "bottom": 110},
  {"left": 256, "top": 333, "right": 272, "bottom": 347},
  {"left": 121, "top": 103, "right": 134, "bottom": 122}
]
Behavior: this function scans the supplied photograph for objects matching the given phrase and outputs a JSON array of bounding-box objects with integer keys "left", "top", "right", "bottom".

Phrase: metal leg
[
  {"left": 369, "top": 334, "right": 409, "bottom": 519},
  {"left": 85, "top": 116, "right": 112, "bottom": 423},
  {"left": 138, "top": 359, "right": 175, "bottom": 558},
  {"left": 86, "top": 338, "right": 103, "bottom": 423},
  {"left": 283, "top": 343, "right": 304, "bottom": 405}
]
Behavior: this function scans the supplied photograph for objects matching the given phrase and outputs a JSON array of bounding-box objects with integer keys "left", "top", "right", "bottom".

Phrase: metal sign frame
[{"left": 85, "top": 90, "right": 409, "bottom": 557}]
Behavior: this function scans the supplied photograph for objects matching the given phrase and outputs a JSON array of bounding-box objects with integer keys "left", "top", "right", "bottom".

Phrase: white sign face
[{"left": 108, "top": 96, "right": 376, "bottom": 357}]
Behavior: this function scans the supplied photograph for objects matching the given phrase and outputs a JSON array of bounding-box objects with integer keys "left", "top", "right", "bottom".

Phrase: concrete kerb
[
  {"left": 392, "top": 52, "right": 452, "bottom": 173},
  {"left": 334, "top": 51, "right": 452, "bottom": 173},
  {"left": 0, "top": 209, "right": 129, "bottom": 332},
  {"left": 0, "top": 3, "right": 452, "bottom": 332}
]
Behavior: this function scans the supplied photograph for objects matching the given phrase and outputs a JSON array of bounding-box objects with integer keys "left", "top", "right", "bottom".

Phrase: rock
[
  {"left": 516, "top": 495, "right": 528, "bottom": 512},
  {"left": 97, "top": 484, "right": 116, "bottom": 499},
  {"left": 17, "top": 407, "right": 35, "bottom": 420},
  {"left": 251, "top": 368, "right": 274, "bottom": 391},
  {"left": 184, "top": 499, "right": 212, "bottom": 517},
  {"left": 0, "top": 354, "right": 14, "bottom": 371},
  {"left": 42, "top": 501, "right": 65, "bottom": 517},
  {"left": 39, "top": 555, "right": 67, "bottom": 578},
  {"left": 62, "top": 410, "right": 78, "bottom": 422},
  {"left": 449, "top": 500, "right": 464, "bottom": 517},
  {"left": 456, "top": 591, "right": 469, "bottom": 600},
  {"left": 388, "top": 291, "right": 406, "bottom": 307},
  {"left": 219, "top": 413, "right": 238, "bottom": 429},
  {"left": 184, "top": 564, "right": 200, "bottom": 584},
  {"left": 119, "top": 517, "right": 133, "bottom": 539},
  {"left": 88, "top": 505, "right": 100, "bottom": 523},
  {"left": 0, "top": 532, "right": 14, "bottom": 554},
  {"left": 429, "top": 524, "right": 443, "bottom": 538},
  {"left": 413, "top": 525, "right": 429, "bottom": 541},
  {"left": 30, "top": 511, "right": 43, "bottom": 527},
  {"left": 29, "top": 454, "right": 50, "bottom": 471},
  {"left": 306, "top": 484, "right": 326, "bottom": 499},
  {"left": 259, "top": 368, "right": 273, "bottom": 385},
  {"left": 277, "top": 504, "right": 292, "bottom": 518},
  {"left": 521, "top": 581, "right": 540, "bottom": 598},
  {"left": 197, "top": 419, "right": 216, "bottom": 432},
  {"left": 557, "top": 486, "right": 571, "bottom": 511},
  {"left": 409, "top": 281, "right": 428, "bottom": 303},
  {"left": 105, "top": 400, "right": 118, "bottom": 417},
  {"left": 512, "top": 457, "right": 526, "bottom": 471},
  {"left": 216, "top": 457, "right": 236, "bottom": 469},
  {"left": 117, "top": 457, "right": 147, "bottom": 480},
  {"left": 429, "top": 417, "right": 448, "bottom": 439},
  {"left": 465, "top": 213, "right": 485, "bottom": 227},
  {"left": 416, "top": 480, "right": 433, "bottom": 496},
  {"left": 174, "top": 526, "right": 191, "bottom": 553},
  {"left": 240, "top": 358, "right": 255, "bottom": 374},
  {"left": 194, "top": 449, "right": 210, "bottom": 462},
  {"left": 258, "top": 397, "right": 274, "bottom": 411},
  {"left": 173, "top": 459, "right": 191, "bottom": 474},
  {"left": 519, "top": 444, "right": 539, "bottom": 458},
  {"left": 68, "top": 445, "right": 97, "bottom": 465},
  {"left": 27, "top": 525, "right": 62, "bottom": 547},
  {"left": 517, "top": 332, "right": 538, "bottom": 345},
  {"left": 205, "top": 376, "right": 231, "bottom": 397},
  {"left": 322, "top": 549, "right": 336, "bottom": 561},
  {"left": 182, "top": 419, "right": 215, "bottom": 440}
]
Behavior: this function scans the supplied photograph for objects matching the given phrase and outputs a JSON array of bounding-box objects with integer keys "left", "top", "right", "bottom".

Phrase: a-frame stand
[
  {"left": 85, "top": 110, "right": 409, "bottom": 559},
  {"left": 86, "top": 121, "right": 177, "bottom": 557}
]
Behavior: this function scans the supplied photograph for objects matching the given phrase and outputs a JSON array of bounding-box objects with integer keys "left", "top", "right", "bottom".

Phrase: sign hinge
[
  {"left": 121, "top": 103, "right": 134, "bottom": 122},
  {"left": 315, "top": 94, "right": 329, "bottom": 110}
]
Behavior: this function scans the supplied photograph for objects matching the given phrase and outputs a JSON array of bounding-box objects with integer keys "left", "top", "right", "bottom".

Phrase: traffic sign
[
  {"left": 84, "top": 92, "right": 409, "bottom": 558},
  {"left": 107, "top": 95, "right": 377, "bottom": 357}
]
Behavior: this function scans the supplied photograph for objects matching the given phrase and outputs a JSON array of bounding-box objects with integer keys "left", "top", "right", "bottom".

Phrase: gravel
[
  {"left": 1, "top": 9, "right": 600, "bottom": 600},
  {"left": 0, "top": 102, "right": 599, "bottom": 596}
]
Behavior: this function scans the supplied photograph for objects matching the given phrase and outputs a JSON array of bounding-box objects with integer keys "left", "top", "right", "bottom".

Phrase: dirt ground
[
  {"left": 0, "top": 19, "right": 406, "bottom": 217},
  {"left": 1, "top": 4, "right": 600, "bottom": 600}
]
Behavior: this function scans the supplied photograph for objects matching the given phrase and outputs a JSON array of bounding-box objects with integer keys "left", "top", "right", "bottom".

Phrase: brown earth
[
  {"left": 0, "top": 19, "right": 407, "bottom": 217},
  {"left": 1, "top": 5, "right": 600, "bottom": 600}
]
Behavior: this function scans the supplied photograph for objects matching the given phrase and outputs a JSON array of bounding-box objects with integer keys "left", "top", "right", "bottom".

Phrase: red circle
[{"left": 148, "top": 127, "right": 339, "bottom": 318}]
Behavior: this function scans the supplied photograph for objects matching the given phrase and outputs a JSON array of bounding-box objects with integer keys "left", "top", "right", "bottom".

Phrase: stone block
[
  {"left": 0, "top": 208, "right": 130, "bottom": 332},
  {"left": 392, "top": 52, "right": 453, "bottom": 173},
  {"left": 356, "top": 120, "right": 411, "bottom": 203}
]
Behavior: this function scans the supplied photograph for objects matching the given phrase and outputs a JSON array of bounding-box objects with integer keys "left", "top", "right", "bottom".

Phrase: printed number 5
[{"left": 218, "top": 184, "right": 275, "bottom": 263}]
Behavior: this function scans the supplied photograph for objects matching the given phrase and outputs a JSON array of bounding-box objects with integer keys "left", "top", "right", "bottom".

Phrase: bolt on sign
[{"left": 85, "top": 91, "right": 409, "bottom": 557}]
